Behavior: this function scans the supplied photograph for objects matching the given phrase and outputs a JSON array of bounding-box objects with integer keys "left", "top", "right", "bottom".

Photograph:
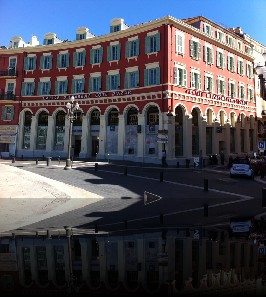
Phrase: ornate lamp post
[{"left": 64, "top": 96, "right": 79, "bottom": 170}]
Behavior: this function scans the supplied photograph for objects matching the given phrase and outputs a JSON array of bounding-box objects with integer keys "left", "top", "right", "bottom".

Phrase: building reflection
[{"left": 0, "top": 227, "right": 265, "bottom": 296}]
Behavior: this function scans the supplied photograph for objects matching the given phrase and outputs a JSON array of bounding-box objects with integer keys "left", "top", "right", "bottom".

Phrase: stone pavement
[
  {"left": 0, "top": 161, "right": 103, "bottom": 233},
  {"left": 1, "top": 158, "right": 266, "bottom": 234}
]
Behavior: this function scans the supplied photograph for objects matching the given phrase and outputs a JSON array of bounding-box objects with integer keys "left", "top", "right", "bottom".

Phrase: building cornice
[{"left": 0, "top": 15, "right": 254, "bottom": 61}]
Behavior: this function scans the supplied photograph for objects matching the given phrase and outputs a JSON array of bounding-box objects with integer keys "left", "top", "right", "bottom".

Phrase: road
[{"left": 1, "top": 159, "right": 266, "bottom": 236}]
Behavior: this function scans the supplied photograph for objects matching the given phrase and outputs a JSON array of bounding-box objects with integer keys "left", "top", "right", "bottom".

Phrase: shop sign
[
  {"left": 0, "top": 136, "right": 15, "bottom": 143},
  {"left": 42, "top": 90, "right": 132, "bottom": 101},
  {"left": 185, "top": 88, "right": 248, "bottom": 106},
  {"left": 0, "top": 125, "right": 17, "bottom": 134}
]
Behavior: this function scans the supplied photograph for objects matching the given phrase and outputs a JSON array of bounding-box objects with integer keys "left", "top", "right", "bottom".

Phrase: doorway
[{"left": 74, "top": 139, "right": 81, "bottom": 157}]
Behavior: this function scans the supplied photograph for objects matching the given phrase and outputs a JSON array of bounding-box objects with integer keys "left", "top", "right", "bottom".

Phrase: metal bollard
[
  {"left": 160, "top": 171, "right": 164, "bottom": 182},
  {"left": 58, "top": 156, "right": 60, "bottom": 165},
  {"left": 36, "top": 159, "right": 38, "bottom": 165},
  {"left": 95, "top": 163, "right": 98, "bottom": 171},
  {"left": 176, "top": 161, "right": 179, "bottom": 168},
  {"left": 46, "top": 157, "right": 51, "bottom": 166},
  {"left": 42, "top": 155, "right": 45, "bottom": 161},
  {"left": 12, "top": 156, "right": 15, "bottom": 163},
  {"left": 124, "top": 166, "right": 128, "bottom": 176},
  {"left": 204, "top": 179, "right": 208, "bottom": 191}
]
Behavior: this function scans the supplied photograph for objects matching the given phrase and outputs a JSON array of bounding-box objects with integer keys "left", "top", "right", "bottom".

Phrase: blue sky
[{"left": 0, "top": 0, "right": 265, "bottom": 47}]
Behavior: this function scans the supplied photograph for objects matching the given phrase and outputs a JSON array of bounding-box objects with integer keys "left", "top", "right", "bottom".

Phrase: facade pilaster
[
  {"left": 98, "top": 115, "right": 106, "bottom": 158},
  {"left": 184, "top": 115, "right": 192, "bottom": 158},
  {"left": 80, "top": 115, "right": 89, "bottom": 158},
  {"left": 137, "top": 113, "right": 145, "bottom": 161},
  {"left": 46, "top": 115, "right": 54, "bottom": 153},
  {"left": 118, "top": 114, "right": 125, "bottom": 158}
]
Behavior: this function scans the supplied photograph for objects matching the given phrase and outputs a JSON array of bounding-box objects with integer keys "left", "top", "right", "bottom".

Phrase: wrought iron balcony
[
  {"left": 0, "top": 92, "right": 16, "bottom": 100},
  {"left": 0, "top": 68, "right": 18, "bottom": 77}
]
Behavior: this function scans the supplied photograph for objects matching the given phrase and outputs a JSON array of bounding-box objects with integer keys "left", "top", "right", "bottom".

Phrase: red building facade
[{"left": 0, "top": 16, "right": 257, "bottom": 165}]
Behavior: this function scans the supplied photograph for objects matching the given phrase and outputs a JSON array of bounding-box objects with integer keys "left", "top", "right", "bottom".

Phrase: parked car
[{"left": 229, "top": 157, "right": 254, "bottom": 179}]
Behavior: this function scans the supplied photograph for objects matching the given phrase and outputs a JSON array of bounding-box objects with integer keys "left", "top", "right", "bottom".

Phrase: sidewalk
[{"left": 0, "top": 162, "right": 103, "bottom": 233}]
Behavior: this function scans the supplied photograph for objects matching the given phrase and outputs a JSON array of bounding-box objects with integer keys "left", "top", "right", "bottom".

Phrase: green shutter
[
  {"left": 107, "top": 46, "right": 111, "bottom": 61},
  {"left": 32, "top": 82, "right": 35, "bottom": 95},
  {"left": 156, "top": 67, "right": 160, "bottom": 85},
  {"left": 57, "top": 54, "right": 61, "bottom": 68},
  {"left": 43, "top": 39, "right": 47, "bottom": 45},
  {"left": 47, "top": 81, "right": 51, "bottom": 94},
  {"left": 73, "top": 52, "right": 77, "bottom": 67},
  {"left": 117, "top": 74, "right": 120, "bottom": 88},
  {"left": 190, "top": 40, "right": 193, "bottom": 57},
  {"left": 145, "top": 36, "right": 149, "bottom": 54},
  {"left": 33, "top": 56, "right": 37, "bottom": 70},
  {"left": 37, "top": 82, "right": 42, "bottom": 96},
  {"left": 64, "top": 80, "right": 68, "bottom": 93},
  {"left": 90, "top": 49, "right": 94, "bottom": 64},
  {"left": 72, "top": 79, "right": 76, "bottom": 93},
  {"left": 124, "top": 72, "right": 128, "bottom": 88},
  {"left": 106, "top": 75, "right": 110, "bottom": 91},
  {"left": 144, "top": 69, "right": 148, "bottom": 86},
  {"left": 55, "top": 81, "right": 59, "bottom": 94},
  {"left": 21, "top": 82, "right": 26, "bottom": 96},
  {"left": 110, "top": 26, "right": 114, "bottom": 33},
  {"left": 10, "top": 106, "right": 14, "bottom": 120},
  {"left": 136, "top": 39, "right": 140, "bottom": 56},
  {"left": 76, "top": 34, "right": 80, "bottom": 40},
  {"left": 65, "top": 53, "right": 69, "bottom": 67},
  {"left": 99, "top": 47, "right": 103, "bottom": 63},
  {"left": 49, "top": 55, "right": 53, "bottom": 69},
  {"left": 81, "top": 78, "right": 85, "bottom": 92},
  {"left": 24, "top": 57, "right": 28, "bottom": 71},
  {"left": 89, "top": 77, "right": 93, "bottom": 92},
  {"left": 136, "top": 71, "right": 139, "bottom": 87},
  {"left": 2, "top": 106, "right": 6, "bottom": 120},
  {"left": 156, "top": 32, "right": 160, "bottom": 52},
  {"left": 125, "top": 41, "right": 129, "bottom": 58},
  {"left": 82, "top": 50, "right": 86, "bottom": 66},
  {"left": 117, "top": 44, "right": 121, "bottom": 60},
  {"left": 183, "top": 69, "right": 187, "bottom": 87}
]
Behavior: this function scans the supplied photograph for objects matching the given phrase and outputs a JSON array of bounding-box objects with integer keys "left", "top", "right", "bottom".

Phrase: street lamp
[
  {"left": 64, "top": 96, "right": 79, "bottom": 170},
  {"left": 255, "top": 54, "right": 266, "bottom": 101},
  {"left": 64, "top": 226, "right": 74, "bottom": 293}
]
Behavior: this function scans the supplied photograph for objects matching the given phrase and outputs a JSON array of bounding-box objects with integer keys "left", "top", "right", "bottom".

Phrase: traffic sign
[
  {"left": 144, "top": 191, "right": 162, "bottom": 205},
  {"left": 194, "top": 157, "right": 199, "bottom": 168},
  {"left": 258, "top": 246, "right": 266, "bottom": 255},
  {"left": 258, "top": 141, "right": 265, "bottom": 150}
]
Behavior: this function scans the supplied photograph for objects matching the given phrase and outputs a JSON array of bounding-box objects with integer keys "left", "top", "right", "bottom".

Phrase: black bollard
[
  {"left": 21, "top": 154, "right": 23, "bottom": 160},
  {"left": 46, "top": 157, "right": 51, "bottom": 166},
  {"left": 160, "top": 171, "right": 164, "bottom": 182},
  {"left": 12, "top": 155, "right": 15, "bottom": 163},
  {"left": 204, "top": 179, "right": 208, "bottom": 191},
  {"left": 124, "top": 166, "right": 128, "bottom": 176},
  {"left": 42, "top": 155, "right": 45, "bottom": 161},
  {"left": 95, "top": 163, "right": 98, "bottom": 171},
  {"left": 36, "top": 159, "right": 38, "bottom": 165},
  {"left": 58, "top": 156, "right": 60, "bottom": 165},
  {"left": 176, "top": 161, "right": 179, "bottom": 168}
]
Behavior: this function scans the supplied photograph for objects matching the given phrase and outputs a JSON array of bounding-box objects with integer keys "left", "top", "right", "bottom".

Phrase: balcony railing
[
  {"left": 0, "top": 93, "right": 16, "bottom": 100},
  {"left": 0, "top": 68, "right": 17, "bottom": 77}
]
